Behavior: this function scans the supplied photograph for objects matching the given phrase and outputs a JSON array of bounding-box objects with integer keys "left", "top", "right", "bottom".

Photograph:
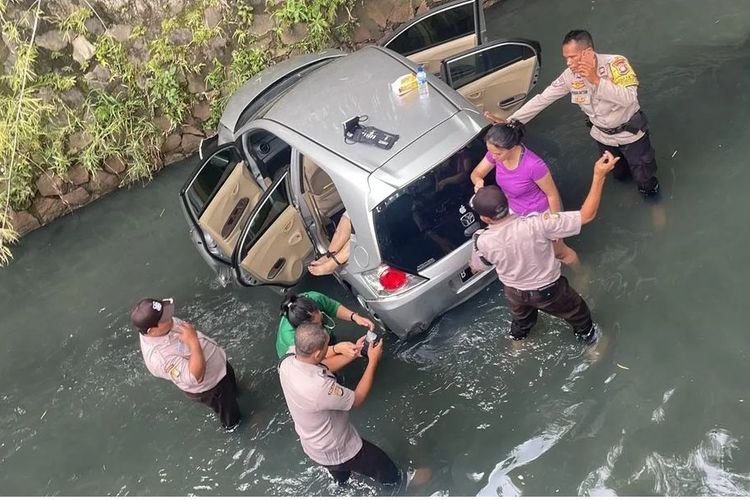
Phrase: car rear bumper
[{"left": 362, "top": 248, "right": 498, "bottom": 337}]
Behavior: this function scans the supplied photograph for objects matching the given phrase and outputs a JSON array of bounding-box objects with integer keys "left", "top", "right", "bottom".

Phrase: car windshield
[{"left": 373, "top": 131, "right": 488, "bottom": 274}]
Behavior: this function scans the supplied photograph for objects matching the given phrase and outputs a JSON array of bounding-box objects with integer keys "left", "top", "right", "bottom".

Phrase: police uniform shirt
[
  {"left": 471, "top": 211, "right": 582, "bottom": 290},
  {"left": 509, "top": 53, "right": 643, "bottom": 147},
  {"left": 278, "top": 355, "right": 363, "bottom": 466},
  {"left": 139, "top": 317, "right": 227, "bottom": 394}
]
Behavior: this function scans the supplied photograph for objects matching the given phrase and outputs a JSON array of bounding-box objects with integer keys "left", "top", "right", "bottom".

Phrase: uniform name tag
[{"left": 571, "top": 89, "right": 590, "bottom": 105}]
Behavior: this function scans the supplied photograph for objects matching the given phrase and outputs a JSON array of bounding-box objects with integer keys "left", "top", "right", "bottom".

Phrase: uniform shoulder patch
[
  {"left": 328, "top": 384, "right": 344, "bottom": 397},
  {"left": 167, "top": 364, "right": 181, "bottom": 381},
  {"left": 609, "top": 56, "right": 639, "bottom": 87},
  {"left": 542, "top": 212, "right": 561, "bottom": 221}
]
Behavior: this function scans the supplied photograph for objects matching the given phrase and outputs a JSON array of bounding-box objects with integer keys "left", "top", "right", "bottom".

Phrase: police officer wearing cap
[
  {"left": 486, "top": 30, "right": 660, "bottom": 197},
  {"left": 131, "top": 297, "right": 241, "bottom": 430},
  {"left": 470, "top": 151, "right": 618, "bottom": 342}
]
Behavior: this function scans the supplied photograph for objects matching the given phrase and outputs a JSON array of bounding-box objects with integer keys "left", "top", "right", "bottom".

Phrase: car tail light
[
  {"left": 362, "top": 264, "right": 427, "bottom": 298},
  {"left": 379, "top": 268, "right": 406, "bottom": 290}
]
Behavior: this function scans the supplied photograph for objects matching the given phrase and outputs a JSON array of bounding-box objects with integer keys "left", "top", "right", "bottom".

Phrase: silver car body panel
[
  {"left": 263, "top": 46, "right": 462, "bottom": 173},
  {"left": 189, "top": 43, "right": 542, "bottom": 336},
  {"left": 218, "top": 49, "right": 345, "bottom": 143}
]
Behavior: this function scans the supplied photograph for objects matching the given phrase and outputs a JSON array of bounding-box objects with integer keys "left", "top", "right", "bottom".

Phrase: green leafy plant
[
  {"left": 272, "top": 0, "right": 354, "bottom": 50},
  {"left": 57, "top": 6, "right": 92, "bottom": 40},
  {"left": 0, "top": 0, "right": 360, "bottom": 265}
]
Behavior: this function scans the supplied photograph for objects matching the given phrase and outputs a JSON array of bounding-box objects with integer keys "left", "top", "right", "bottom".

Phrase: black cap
[
  {"left": 130, "top": 298, "right": 175, "bottom": 334},
  {"left": 470, "top": 186, "right": 509, "bottom": 220}
]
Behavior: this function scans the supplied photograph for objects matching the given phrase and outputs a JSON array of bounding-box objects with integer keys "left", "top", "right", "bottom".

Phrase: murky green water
[{"left": 2, "top": 0, "right": 750, "bottom": 495}]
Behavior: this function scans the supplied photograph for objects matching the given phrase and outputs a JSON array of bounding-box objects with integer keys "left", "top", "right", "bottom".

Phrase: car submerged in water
[{"left": 179, "top": 0, "right": 542, "bottom": 337}]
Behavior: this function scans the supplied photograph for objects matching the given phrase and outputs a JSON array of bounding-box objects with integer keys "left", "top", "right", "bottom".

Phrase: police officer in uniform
[
  {"left": 470, "top": 151, "right": 618, "bottom": 342},
  {"left": 486, "top": 30, "right": 660, "bottom": 197}
]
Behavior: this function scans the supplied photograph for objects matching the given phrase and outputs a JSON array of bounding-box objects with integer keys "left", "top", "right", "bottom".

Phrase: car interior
[
  {"left": 384, "top": 1, "right": 477, "bottom": 75},
  {"left": 385, "top": 0, "right": 539, "bottom": 120},
  {"left": 300, "top": 155, "right": 347, "bottom": 250}
]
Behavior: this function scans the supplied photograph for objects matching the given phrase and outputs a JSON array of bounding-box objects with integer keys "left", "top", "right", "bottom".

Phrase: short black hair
[
  {"left": 562, "top": 30, "right": 594, "bottom": 49},
  {"left": 294, "top": 322, "right": 328, "bottom": 356}
]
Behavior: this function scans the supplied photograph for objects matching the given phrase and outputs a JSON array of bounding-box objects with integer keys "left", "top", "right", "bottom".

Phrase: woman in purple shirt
[{"left": 470, "top": 121, "right": 580, "bottom": 269}]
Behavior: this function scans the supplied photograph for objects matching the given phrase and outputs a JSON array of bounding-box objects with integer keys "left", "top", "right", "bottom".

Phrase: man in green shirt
[{"left": 276, "top": 291, "right": 375, "bottom": 370}]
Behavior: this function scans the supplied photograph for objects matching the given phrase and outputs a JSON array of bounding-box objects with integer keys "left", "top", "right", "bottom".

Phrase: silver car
[{"left": 180, "top": 0, "right": 542, "bottom": 337}]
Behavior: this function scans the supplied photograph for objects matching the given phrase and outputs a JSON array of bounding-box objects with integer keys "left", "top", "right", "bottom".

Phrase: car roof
[
  {"left": 263, "top": 46, "right": 462, "bottom": 173},
  {"left": 220, "top": 49, "right": 345, "bottom": 137}
]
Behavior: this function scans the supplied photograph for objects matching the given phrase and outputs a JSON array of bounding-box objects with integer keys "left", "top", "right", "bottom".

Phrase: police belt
[
  {"left": 591, "top": 110, "right": 648, "bottom": 135},
  {"left": 505, "top": 277, "right": 562, "bottom": 299}
]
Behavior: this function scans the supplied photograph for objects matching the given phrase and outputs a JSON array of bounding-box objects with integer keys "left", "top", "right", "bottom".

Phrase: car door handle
[
  {"left": 267, "top": 258, "right": 286, "bottom": 280},
  {"left": 467, "top": 92, "right": 482, "bottom": 99},
  {"left": 220, "top": 197, "right": 249, "bottom": 238},
  {"left": 289, "top": 231, "right": 302, "bottom": 245},
  {"left": 499, "top": 93, "right": 527, "bottom": 109},
  {"left": 282, "top": 219, "right": 294, "bottom": 232}
]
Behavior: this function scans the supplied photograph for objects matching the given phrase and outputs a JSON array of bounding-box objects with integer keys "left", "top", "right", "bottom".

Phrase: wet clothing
[
  {"left": 278, "top": 356, "right": 400, "bottom": 485},
  {"left": 471, "top": 212, "right": 593, "bottom": 339},
  {"left": 183, "top": 362, "right": 240, "bottom": 429},
  {"left": 139, "top": 317, "right": 240, "bottom": 428},
  {"left": 595, "top": 133, "right": 659, "bottom": 194},
  {"left": 325, "top": 439, "right": 401, "bottom": 486},
  {"left": 504, "top": 276, "right": 592, "bottom": 339},
  {"left": 509, "top": 53, "right": 659, "bottom": 193},
  {"left": 470, "top": 212, "right": 581, "bottom": 290},
  {"left": 276, "top": 291, "right": 341, "bottom": 358},
  {"left": 139, "top": 317, "right": 227, "bottom": 393},
  {"left": 486, "top": 146, "right": 550, "bottom": 215},
  {"left": 278, "top": 356, "right": 362, "bottom": 466}
]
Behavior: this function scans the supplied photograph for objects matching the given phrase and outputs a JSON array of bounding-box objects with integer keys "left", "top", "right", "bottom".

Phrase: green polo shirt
[{"left": 276, "top": 291, "right": 341, "bottom": 358}]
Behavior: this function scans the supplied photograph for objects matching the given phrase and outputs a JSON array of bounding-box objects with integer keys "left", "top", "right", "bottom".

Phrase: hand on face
[
  {"left": 594, "top": 151, "right": 619, "bottom": 176},
  {"left": 575, "top": 49, "right": 599, "bottom": 84}
]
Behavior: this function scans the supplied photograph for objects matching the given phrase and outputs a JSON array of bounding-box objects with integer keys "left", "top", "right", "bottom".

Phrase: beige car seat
[{"left": 302, "top": 156, "right": 343, "bottom": 217}]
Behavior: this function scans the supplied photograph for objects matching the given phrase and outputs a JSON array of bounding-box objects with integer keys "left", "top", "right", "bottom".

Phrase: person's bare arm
[
  {"left": 470, "top": 157, "right": 495, "bottom": 192},
  {"left": 580, "top": 151, "right": 618, "bottom": 224},
  {"left": 174, "top": 322, "right": 205, "bottom": 383},
  {"left": 321, "top": 354, "right": 356, "bottom": 373},
  {"left": 352, "top": 338, "right": 383, "bottom": 408},
  {"left": 535, "top": 173, "right": 563, "bottom": 213}
]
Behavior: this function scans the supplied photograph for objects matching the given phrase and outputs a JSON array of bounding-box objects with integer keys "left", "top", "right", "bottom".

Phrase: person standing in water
[{"left": 471, "top": 121, "right": 580, "bottom": 270}]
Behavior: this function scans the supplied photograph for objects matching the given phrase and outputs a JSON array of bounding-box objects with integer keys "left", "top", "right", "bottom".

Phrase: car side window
[
  {"left": 447, "top": 43, "right": 536, "bottom": 88},
  {"left": 387, "top": 2, "right": 474, "bottom": 56},
  {"left": 238, "top": 174, "right": 290, "bottom": 261},
  {"left": 186, "top": 147, "right": 241, "bottom": 217}
]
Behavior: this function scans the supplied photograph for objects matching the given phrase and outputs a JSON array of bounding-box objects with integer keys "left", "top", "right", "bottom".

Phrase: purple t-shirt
[{"left": 486, "top": 147, "right": 550, "bottom": 215}]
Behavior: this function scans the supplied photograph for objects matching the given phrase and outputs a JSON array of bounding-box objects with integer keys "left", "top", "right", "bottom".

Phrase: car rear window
[{"left": 373, "top": 132, "right": 488, "bottom": 274}]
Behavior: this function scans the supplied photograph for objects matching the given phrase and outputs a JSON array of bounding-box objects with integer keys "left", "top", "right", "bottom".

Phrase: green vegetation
[{"left": 0, "top": 0, "right": 357, "bottom": 265}]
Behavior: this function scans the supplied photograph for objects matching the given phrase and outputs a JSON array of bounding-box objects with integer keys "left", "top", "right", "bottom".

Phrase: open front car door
[
  {"left": 231, "top": 170, "right": 313, "bottom": 287},
  {"left": 441, "top": 39, "right": 541, "bottom": 119},
  {"left": 381, "top": 0, "right": 484, "bottom": 75}
]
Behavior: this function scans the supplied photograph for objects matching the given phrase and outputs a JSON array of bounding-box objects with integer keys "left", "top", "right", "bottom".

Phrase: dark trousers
[
  {"left": 504, "top": 276, "right": 593, "bottom": 340},
  {"left": 184, "top": 362, "right": 241, "bottom": 429},
  {"left": 595, "top": 132, "right": 659, "bottom": 195},
  {"left": 325, "top": 439, "right": 401, "bottom": 486}
]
